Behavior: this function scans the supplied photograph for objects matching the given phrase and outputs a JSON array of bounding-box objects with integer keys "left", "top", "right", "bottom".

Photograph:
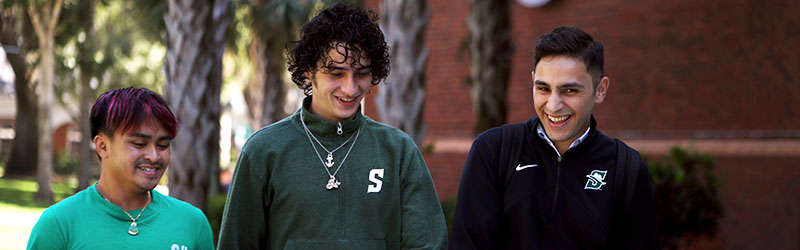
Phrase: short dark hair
[
  {"left": 287, "top": 3, "right": 390, "bottom": 95},
  {"left": 534, "top": 26, "right": 604, "bottom": 87},
  {"left": 90, "top": 87, "right": 178, "bottom": 140}
]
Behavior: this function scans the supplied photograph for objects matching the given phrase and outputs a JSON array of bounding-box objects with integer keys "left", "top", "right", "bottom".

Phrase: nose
[
  {"left": 143, "top": 145, "right": 159, "bottom": 163},
  {"left": 546, "top": 92, "right": 563, "bottom": 113},
  {"left": 339, "top": 73, "right": 358, "bottom": 96}
]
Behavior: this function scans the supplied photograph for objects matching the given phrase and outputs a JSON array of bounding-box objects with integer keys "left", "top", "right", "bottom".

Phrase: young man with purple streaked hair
[{"left": 28, "top": 87, "right": 214, "bottom": 250}]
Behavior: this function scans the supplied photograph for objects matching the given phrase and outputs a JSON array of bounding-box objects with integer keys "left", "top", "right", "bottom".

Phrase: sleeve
[
  {"left": 195, "top": 209, "right": 216, "bottom": 250},
  {"left": 448, "top": 134, "right": 502, "bottom": 250},
  {"left": 217, "top": 151, "right": 269, "bottom": 250},
  {"left": 622, "top": 159, "right": 661, "bottom": 249},
  {"left": 400, "top": 142, "right": 448, "bottom": 250},
  {"left": 26, "top": 208, "right": 67, "bottom": 250}
]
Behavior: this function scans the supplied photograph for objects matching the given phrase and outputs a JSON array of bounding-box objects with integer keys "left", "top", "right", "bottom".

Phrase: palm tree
[
  {"left": 467, "top": 0, "right": 513, "bottom": 135},
  {"left": 375, "top": 0, "right": 430, "bottom": 147},
  {"left": 163, "top": 0, "right": 229, "bottom": 211},
  {"left": 245, "top": 0, "right": 310, "bottom": 128}
]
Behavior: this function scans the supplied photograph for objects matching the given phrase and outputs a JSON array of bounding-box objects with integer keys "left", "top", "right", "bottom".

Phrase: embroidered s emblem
[
  {"left": 584, "top": 170, "right": 608, "bottom": 190},
  {"left": 367, "top": 169, "right": 384, "bottom": 193}
]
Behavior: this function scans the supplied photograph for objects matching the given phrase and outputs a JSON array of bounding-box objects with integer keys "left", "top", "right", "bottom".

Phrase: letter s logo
[{"left": 367, "top": 169, "right": 384, "bottom": 193}]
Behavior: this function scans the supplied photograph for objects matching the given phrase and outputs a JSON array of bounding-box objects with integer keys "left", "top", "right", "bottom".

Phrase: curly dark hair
[{"left": 287, "top": 3, "right": 390, "bottom": 95}]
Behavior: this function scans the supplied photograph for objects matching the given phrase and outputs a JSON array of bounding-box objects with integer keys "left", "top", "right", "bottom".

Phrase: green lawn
[{"left": 0, "top": 178, "right": 77, "bottom": 250}]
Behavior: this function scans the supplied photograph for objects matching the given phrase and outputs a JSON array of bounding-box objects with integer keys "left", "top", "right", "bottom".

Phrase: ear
[
  {"left": 304, "top": 71, "right": 314, "bottom": 83},
  {"left": 93, "top": 134, "right": 110, "bottom": 159},
  {"left": 594, "top": 76, "right": 609, "bottom": 104}
]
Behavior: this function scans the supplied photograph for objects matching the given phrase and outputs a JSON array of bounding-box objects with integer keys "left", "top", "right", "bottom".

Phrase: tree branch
[
  {"left": 47, "top": 0, "right": 64, "bottom": 35},
  {"left": 26, "top": 5, "right": 46, "bottom": 42}
]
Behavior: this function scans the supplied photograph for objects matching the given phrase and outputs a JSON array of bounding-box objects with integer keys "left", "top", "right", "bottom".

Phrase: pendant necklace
[
  {"left": 301, "top": 110, "right": 361, "bottom": 190},
  {"left": 303, "top": 116, "right": 358, "bottom": 168},
  {"left": 102, "top": 190, "right": 151, "bottom": 236}
]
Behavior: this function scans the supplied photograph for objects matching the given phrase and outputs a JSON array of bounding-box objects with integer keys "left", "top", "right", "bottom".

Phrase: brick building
[{"left": 365, "top": 0, "right": 799, "bottom": 248}]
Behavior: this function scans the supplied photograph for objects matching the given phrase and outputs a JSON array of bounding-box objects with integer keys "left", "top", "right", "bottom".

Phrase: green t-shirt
[{"left": 27, "top": 184, "right": 214, "bottom": 250}]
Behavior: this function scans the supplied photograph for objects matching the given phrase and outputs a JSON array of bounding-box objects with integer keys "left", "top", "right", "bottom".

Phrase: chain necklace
[
  {"left": 303, "top": 119, "right": 358, "bottom": 168},
  {"left": 300, "top": 110, "right": 361, "bottom": 190},
  {"left": 102, "top": 190, "right": 151, "bottom": 236}
]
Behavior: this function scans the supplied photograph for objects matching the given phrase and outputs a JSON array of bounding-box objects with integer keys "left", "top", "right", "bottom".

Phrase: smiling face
[
  {"left": 307, "top": 43, "right": 372, "bottom": 121},
  {"left": 533, "top": 55, "right": 608, "bottom": 153},
  {"left": 95, "top": 117, "right": 171, "bottom": 193}
]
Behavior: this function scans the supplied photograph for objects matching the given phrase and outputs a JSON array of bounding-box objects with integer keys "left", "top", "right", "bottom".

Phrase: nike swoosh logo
[{"left": 515, "top": 164, "right": 538, "bottom": 171}]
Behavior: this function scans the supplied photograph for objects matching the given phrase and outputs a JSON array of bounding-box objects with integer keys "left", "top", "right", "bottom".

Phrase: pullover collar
[
  {"left": 530, "top": 115, "right": 599, "bottom": 158},
  {"left": 294, "top": 96, "right": 365, "bottom": 146}
]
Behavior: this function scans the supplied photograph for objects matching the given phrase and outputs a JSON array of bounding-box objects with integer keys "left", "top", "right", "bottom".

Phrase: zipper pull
[{"left": 337, "top": 122, "right": 343, "bottom": 135}]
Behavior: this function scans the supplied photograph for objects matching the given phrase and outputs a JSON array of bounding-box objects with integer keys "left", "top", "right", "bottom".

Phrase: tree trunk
[
  {"left": 0, "top": 8, "right": 39, "bottom": 178},
  {"left": 376, "top": 0, "right": 430, "bottom": 148},
  {"left": 28, "top": 0, "right": 64, "bottom": 203},
  {"left": 76, "top": 0, "right": 96, "bottom": 192},
  {"left": 243, "top": 0, "right": 295, "bottom": 129},
  {"left": 164, "top": 0, "right": 229, "bottom": 211},
  {"left": 244, "top": 27, "right": 287, "bottom": 129},
  {"left": 467, "top": 0, "right": 513, "bottom": 135}
]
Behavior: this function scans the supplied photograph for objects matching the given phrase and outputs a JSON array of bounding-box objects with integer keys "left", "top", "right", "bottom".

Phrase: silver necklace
[
  {"left": 300, "top": 111, "right": 361, "bottom": 190},
  {"left": 303, "top": 119, "right": 358, "bottom": 168},
  {"left": 102, "top": 190, "right": 151, "bottom": 236}
]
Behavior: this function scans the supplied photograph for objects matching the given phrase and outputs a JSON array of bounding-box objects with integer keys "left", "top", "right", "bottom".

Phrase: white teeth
[
  {"left": 339, "top": 97, "right": 354, "bottom": 102},
  {"left": 140, "top": 167, "right": 156, "bottom": 172},
  {"left": 548, "top": 115, "right": 568, "bottom": 122}
]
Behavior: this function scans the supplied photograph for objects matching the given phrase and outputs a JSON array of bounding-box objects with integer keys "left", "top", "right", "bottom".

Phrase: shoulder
[
  {"left": 363, "top": 116, "right": 418, "bottom": 149},
  {"left": 154, "top": 192, "right": 208, "bottom": 223},
  {"left": 31, "top": 189, "right": 92, "bottom": 238},
  {"left": 472, "top": 121, "right": 528, "bottom": 150},
  {"left": 240, "top": 115, "right": 297, "bottom": 154},
  {"left": 40, "top": 188, "right": 92, "bottom": 217}
]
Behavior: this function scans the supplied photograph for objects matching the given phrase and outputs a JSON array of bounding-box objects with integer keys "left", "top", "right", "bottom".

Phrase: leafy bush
[
  {"left": 206, "top": 194, "right": 228, "bottom": 246},
  {"left": 647, "top": 146, "right": 723, "bottom": 249},
  {"left": 53, "top": 151, "right": 78, "bottom": 177}
]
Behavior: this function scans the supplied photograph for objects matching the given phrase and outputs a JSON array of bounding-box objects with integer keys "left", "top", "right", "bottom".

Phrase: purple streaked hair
[{"left": 90, "top": 87, "right": 178, "bottom": 139}]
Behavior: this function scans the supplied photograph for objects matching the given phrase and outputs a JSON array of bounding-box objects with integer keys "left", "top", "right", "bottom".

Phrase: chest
[
  {"left": 66, "top": 212, "right": 200, "bottom": 250},
  {"left": 262, "top": 136, "right": 406, "bottom": 236},
  {"left": 502, "top": 141, "right": 618, "bottom": 236}
]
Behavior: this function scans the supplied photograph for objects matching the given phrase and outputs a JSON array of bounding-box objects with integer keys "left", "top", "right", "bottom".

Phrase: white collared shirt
[{"left": 536, "top": 123, "right": 590, "bottom": 158}]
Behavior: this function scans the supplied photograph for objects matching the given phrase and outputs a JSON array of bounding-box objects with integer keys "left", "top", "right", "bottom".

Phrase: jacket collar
[
  {"left": 294, "top": 96, "right": 365, "bottom": 141},
  {"left": 528, "top": 115, "right": 599, "bottom": 156}
]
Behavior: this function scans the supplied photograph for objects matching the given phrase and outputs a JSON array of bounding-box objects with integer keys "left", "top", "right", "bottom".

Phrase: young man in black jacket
[{"left": 449, "top": 26, "right": 660, "bottom": 249}]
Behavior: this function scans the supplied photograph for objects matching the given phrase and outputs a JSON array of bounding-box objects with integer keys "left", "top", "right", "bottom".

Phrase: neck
[
  {"left": 96, "top": 179, "right": 150, "bottom": 211},
  {"left": 554, "top": 142, "right": 571, "bottom": 156}
]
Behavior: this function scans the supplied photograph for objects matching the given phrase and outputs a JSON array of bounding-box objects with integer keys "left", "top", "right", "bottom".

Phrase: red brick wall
[{"left": 506, "top": 0, "right": 800, "bottom": 131}]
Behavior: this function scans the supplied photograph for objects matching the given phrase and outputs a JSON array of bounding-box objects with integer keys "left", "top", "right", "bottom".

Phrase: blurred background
[{"left": 0, "top": 0, "right": 797, "bottom": 249}]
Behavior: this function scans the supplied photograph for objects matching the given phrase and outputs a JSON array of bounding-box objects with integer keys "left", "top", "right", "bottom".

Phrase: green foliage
[
  {"left": 53, "top": 151, "right": 77, "bottom": 177},
  {"left": 205, "top": 194, "right": 228, "bottom": 246},
  {"left": 647, "top": 146, "right": 723, "bottom": 249},
  {"left": 440, "top": 197, "right": 456, "bottom": 233}
]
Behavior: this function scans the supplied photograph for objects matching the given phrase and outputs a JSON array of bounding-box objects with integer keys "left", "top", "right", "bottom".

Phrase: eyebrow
[
  {"left": 534, "top": 80, "right": 585, "bottom": 89},
  {"left": 323, "top": 65, "right": 371, "bottom": 72},
  {"left": 130, "top": 133, "right": 171, "bottom": 141}
]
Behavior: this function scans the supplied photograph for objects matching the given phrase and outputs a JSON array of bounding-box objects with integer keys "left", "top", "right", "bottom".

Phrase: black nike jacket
[{"left": 448, "top": 116, "right": 660, "bottom": 249}]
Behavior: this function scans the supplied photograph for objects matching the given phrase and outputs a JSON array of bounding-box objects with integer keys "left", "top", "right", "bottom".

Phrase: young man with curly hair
[
  {"left": 449, "top": 26, "right": 660, "bottom": 249},
  {"left": 217, "top": 4, "right": 447, "bottom": 249},
  {"left": 27, "top": 87, "right": 214, "bottom": 249}
]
